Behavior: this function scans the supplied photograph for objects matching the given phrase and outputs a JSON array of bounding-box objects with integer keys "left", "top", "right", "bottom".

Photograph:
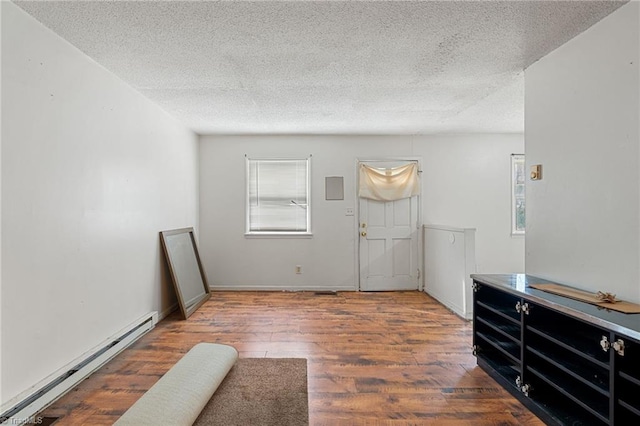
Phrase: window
[
  {"left": 511, "top": 154, "right": 525, "bottom": 235},
  {"left": 246, "top": 158, "right": 310, "bottom": 234}
]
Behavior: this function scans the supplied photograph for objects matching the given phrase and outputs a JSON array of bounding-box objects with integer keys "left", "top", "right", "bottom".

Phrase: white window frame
[
  {"left": 245, "top": 157, "right": 312, "bottom": 238},
  {"left": 511, "top": 154, "right": 525, "bottom": 235}
]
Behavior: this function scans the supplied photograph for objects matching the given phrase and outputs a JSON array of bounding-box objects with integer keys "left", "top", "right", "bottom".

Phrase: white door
[{"left": 358, "top": 161, "right": 420, "bottom": 291}]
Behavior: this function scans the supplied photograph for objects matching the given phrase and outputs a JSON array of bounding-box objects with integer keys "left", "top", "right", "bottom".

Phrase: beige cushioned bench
[{"left": 114, "top": 343, "right": 238, "bottom": 426}]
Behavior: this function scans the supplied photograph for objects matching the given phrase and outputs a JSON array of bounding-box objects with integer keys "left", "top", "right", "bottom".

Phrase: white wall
[
  {"left": 525, "top": 1, "right": 640, "bottom": 303},
  {"left": 1, "top": 2, "right": 198, "bottom": 405},
  {"left": 420, "top": 134, "right": 525, "bottom": 274},
  {"left": 199, "top": 134, "right": 524, "bottom": 290}
]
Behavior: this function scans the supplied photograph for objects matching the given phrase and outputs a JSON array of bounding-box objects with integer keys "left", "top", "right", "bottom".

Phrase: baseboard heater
[{"left": 0, "top": 312, "right": 157, "bottom": 425}]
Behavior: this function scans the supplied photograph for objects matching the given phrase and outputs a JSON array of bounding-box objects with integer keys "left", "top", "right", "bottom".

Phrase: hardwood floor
[{"left": 41, "top": 291, "right": 542, "bottom": 425}]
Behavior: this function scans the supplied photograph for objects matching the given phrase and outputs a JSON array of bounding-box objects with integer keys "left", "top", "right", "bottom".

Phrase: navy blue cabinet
[{"left": 472, "top": 274, "right": 640, "bottom": 426}]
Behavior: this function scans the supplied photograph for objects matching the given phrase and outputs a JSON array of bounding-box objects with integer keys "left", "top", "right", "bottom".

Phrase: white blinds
[
  {"left": 358, "top": 163, "right": 420, "bottom": 201},
  {"left": 248, "top": 158, "right": 309, "bottom": 232}
]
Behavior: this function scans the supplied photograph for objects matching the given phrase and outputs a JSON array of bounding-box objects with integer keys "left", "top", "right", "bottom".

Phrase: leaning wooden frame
[{"left": 160, "top": 227, "right": 211, "bottom": 319}]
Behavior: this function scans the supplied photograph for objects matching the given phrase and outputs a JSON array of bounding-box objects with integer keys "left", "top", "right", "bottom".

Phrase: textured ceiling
[{"left": 14, "top": 0, "right": 627, "bottom": 135}]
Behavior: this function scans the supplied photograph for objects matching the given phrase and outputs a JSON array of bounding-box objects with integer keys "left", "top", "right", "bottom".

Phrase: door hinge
[
  {"left": 515, "top": 301, "right": 530, "bottom": 315},
  {"left": 599, "top": 336, "right": 625, "bottom": 356},
  {"left": 417, "top": 269, "right": 421, "bottom": 280},
  {"left": 613, "top": 339, "right": 625, "bottom": 356}
]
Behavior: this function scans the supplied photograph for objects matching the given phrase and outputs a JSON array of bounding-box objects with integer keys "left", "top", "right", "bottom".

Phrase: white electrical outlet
[
  {"left": 345, "top": 208, "right": 354, "bottom": 216},
  {"left": 295, "top": 265, "right": 302, "bottom": 274}
]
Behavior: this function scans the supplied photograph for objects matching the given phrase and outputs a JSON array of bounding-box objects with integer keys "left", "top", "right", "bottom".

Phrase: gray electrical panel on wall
[{"left": 325, "top": 176, "right": 344, "bottom": 200}]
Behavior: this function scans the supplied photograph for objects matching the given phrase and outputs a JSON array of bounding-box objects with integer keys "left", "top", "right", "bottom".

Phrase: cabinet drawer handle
[
  {"left": 515, "top": 301, "right": 522, "bottom": 313},
  {"left": 600, "top": 335, "right": 610, "bottom": 352}
]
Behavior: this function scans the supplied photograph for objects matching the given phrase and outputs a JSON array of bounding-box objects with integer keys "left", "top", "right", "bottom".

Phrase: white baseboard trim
[
  {"left": 0, "top": 312, "right": 157, "bottom": 424},
  {"left": 209, "top": 285, "right": 357, "bottom": 292}
]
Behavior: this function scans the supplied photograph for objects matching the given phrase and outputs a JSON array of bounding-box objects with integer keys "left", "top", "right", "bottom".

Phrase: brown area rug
[{"left": 193, "top": 358, "right": 309, "bottom": 426}]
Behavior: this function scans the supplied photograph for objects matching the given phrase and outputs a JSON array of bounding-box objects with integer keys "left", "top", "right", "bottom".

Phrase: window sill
[{"left": 244, "top": 232, "right": 313, "bottom": 239}]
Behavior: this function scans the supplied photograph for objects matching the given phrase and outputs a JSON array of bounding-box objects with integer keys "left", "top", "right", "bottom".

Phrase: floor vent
[
  {"left": 314, "top": 291, "right": 338, "bottom": 296},
  {"left": 0, "top": 313, "right": 156, "bottom": 425}
]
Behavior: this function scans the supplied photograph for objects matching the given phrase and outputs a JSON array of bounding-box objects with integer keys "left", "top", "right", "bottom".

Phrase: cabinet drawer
[
  {"left": 615, "top": 335, "right": 640, "bottom": 422},
  {"left": 526, "top": 370, "right": 609, "bottom": 425},
  {"left": 525, "top": 302, "right": 610, "bottom": 365},
  {"left": 474, "top": 283, "right": 521, "bottom": 323},
  {"left": 525, "top": 331, "right": 610, "bottom": 394}
]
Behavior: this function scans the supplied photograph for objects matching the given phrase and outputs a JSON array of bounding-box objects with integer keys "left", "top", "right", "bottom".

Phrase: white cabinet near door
[{"left": 423, "top": 224, "right": 476, "bottom": 319}]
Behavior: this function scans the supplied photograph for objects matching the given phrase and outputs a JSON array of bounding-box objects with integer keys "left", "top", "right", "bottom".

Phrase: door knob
[{"left": 361, "top": 231, "right": 367, "bottom": 237}]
